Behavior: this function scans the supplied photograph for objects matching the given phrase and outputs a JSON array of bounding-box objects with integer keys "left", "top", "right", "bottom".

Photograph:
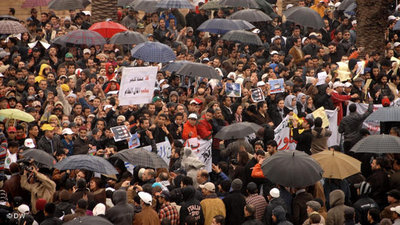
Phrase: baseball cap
[
  {"left": 136, "top": 23, "right": 144, "bottom": 29},
  {"left": 24, "top": 138, "right": 35, "bottom": 148},
  {"left": 55, "top": 101, "right": 64, "bottom": 107},
  {"left": 7, "top": 127, "right": 16, "bottom": 133},
  {"left": 188, "top": 113, "right": 198, "bottom": 120},
  {"left": 62, "top": 128, "right": 74, "bottom": 135},
  {"left": 152, "top": 96, "right": 162, "bottom": 103},
  {"left": 18, "top": 204, "right": 30, "bottom": 214},
  {"left": 67, "top": 93, "right": 77, "bottom": 99},
  {"left": 394, "top": 42, "right": 400, "bottom": 48},
  {"left": 65, "top": 52, "right": 73, "bottom": 58},
  {"left": 344, "top": 82, "right": 352, "bottom": 88},
  {"left": 189, "top": 98, "right": 202, "bottom": 105},
  {"left": 199, "top": 182, "right": 215, "bottom": 192},
  {"left": 391, "top": 205, "right": 400, "bottom": 215},
  {"left": 257, "top": 81, "right": 265, "bottom": 87},
  {"left": 333, "top": 81, "right": 345, "bottom": 89},
  {"left": 83, "top": 48, "right": 91, "bottom": 54},
  {"left": 41, "top": 124, "right": 55, "bottom": 131},
  {"left": 138, "top": 191, "right": 152, "bottom": 205},
  {"left": 187, "top": 27, "right": 194, "bottom": 32},
  {"left": 269, "top": 188, "right": 280, "bottom": 198}
]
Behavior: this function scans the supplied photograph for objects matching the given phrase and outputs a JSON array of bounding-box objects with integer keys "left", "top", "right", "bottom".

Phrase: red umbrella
[{"left": 89, "top": 21, "right": 128, "bottom": 38}]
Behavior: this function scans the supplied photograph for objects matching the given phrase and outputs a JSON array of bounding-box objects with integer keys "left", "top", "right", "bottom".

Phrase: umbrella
[
  {"left": 22, "top": 0, "right": 51, "bottom": 8},
  {"left": 344, "top": 3, "right": 356, "bottom": 16},
  {"left": 219, "top": 0, "right": 260, "bottom": 9},
  {"left": 118, "top": 0, "right": 134, "bottom": 6},
  {"left": 261, "top": 150, "right": 323, "bottom": 187},
  {"left": 176, "top": 62, "right": 221, "bottom": 80},
  {"left": 112, "top": 148, "right": 168, "bottom": 169},
  {"left": 21, "top": 149, "right": 57, "bottom": 168},
  {"left": 89, "top": 21, "right": 128, "bottom": 39},
  {"left": 337, "top": 0, "right": 355, "bottom": 11},
  {"left": 197, "top": 18, "right": 255, "bottom": 34},
  {"left": 131, "top": 41, "right": 175, "bottom": 63},
  {"left": 284, "top": 6, "right": 324, "bottom": 29},
  {"left": 110, "top": 31, "right": 146, "bottom": 45},
  {"left": 161, "top": 60, "right": 189, "bottom": 72},
  {"left": 215, "top": 122, "right": 262, "bottom": 140},
  {"left": 350, "top": 135, "right": 400, "bottom": 154},
  {"left": 200, "top": 0, "right": 222, "bottom": 10},
  {"left": 0, "top": 109, "right": 34, "bottom": 122},
  {"left": 130, "top": 0, "right": 161, "bottom": 12},
  {"left": 254, "top": 0, "right": 274, "bottom": 15},
  {"left": 0, "top": 20, "right": 28, "bottom": 34},
  {"left": 62, "top": 30, "right": 106, "bottom": 46},
  {"left": 222, "top": 30, "right": 263, "bottom": 45},
  {"left": 312, "top": 150, "right": 361, "bottom": 179},
  {"left": 0, "top": 15, "right": 19, "bottom": 21},
  {"left": 51, "top": 35, "right": 67, "bottom": 46},
  {"left": 64, "top": 216, "right": 113, "bottom": 225},
  {"left": 55, "top": 155, "right": 118, "bottom": 174},
  {"left": 156, "top": 0, "right": 194, "bottom": 9},
  {"left": 48, "top": 0, "right": 89, "bottom": 10},
  {"left": 365, "top": 107, "right": 400, "bottom": 122},
  {"left": 228, "top": 9, "right": 272, "bottom": 22}
]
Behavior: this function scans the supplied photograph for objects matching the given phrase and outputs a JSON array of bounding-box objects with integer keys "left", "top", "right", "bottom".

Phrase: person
[
  {"left": 40, "top": 203, "right": 62, "bottom": 225},
  {"left": 223, "top": 179, "right": 246, "bottom": 225},
  {"left": 303, "top": 200, "right": 325, "bottom": 225},
  {"left": 292, "top": 118, "right": 314, "bottom": 155},
  {"left": 182, "top": 113, "right": 199, "bottom": 140},
  {"left": 211, "top": 215, "right": 225, "bottom": 225},
  {"left": 134, "top": 192, "right": 160, "bottom": 225},
  {"left": 391, "top": 206, "right": 400, "bottom": 225},
  {"left": 381, "top": 189, "right": 400, "bottom": 219},
  {"left": 367, "top": 157, "right": 390, "bottom": 209},
  {"left": 310, "top": 117, "right": 331, "bottom": 154},
  {"left": 105, "top": 190, "right": 135, "bottom": 225},
  {"left": 242, "top": 204, "right": 263, "bottom": 225},
  {"left": 246, "top": 182, "right": 267, "bottom": 221},
  {"left": 158, "top": 191, "right": 179, "bottom": 225},
  {"left": 330, "top": 81, "right": 358, "bottom": 125},
  {"left": 326, "top": 190, "right": 352, "bottom": 225},
  {"left": 180, "top": 186, "right": 205, "bottom": 225},
  {"left": 63, "top": 199, "right": 87, "bottom": 222},
  {"left": 367, "top": 208, "right": 380, "bottom": 225},
  {"left": 292, "top": 188, "right": 314, "bottom": 225},
  {"left": 200, "top": 182, "right": 226, "bottom": 225},
  {"left": 37, "top": 124, "right": 62, "bottom": 155},
  {"left": 273, "top": 206, "right": 293, "bottom": 225},
  {"left": 264, "top": 188, "right": 288, "bottom": 225},
  {"left": 353, "top": 181, "right": 378, "bottom": 225}
]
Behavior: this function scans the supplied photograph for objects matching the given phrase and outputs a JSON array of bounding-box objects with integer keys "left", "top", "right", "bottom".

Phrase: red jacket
[
  {"left": 197, "top": 115, "right": 213, "bottom": 140},
  {"left": 331, "top": 91, "right": 352, "bottom": 125},
  {"left": 182, "top": 121, "right": 198, "bottom": 140}
]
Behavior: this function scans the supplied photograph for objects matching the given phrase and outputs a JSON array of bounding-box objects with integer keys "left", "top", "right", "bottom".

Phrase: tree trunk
[
  {"left": 91, "top": 0, "right": 118, "bottom": 23},
  {"left": 356, "top": 0, "right": 390, "bottom": 57}
]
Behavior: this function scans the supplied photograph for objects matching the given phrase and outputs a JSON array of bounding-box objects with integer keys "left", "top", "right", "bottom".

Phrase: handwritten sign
[{"left": 251, "top": 88, "right": 264, "bottom": 102}]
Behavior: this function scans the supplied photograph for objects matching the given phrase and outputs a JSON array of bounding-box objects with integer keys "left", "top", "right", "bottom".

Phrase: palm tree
[
  {"left": 356, "top": 0, "right": 391, "bottom": 56},
  {"left": 91, "top": 0, "right": 118, "bottom": 23}
]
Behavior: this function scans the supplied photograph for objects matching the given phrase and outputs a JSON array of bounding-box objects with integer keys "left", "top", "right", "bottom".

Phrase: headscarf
[
  {"left": 296, "top": 93, "right": 307, "bottom": 113},
  {"left": 284, "top": 94, "right": 298, "bottom": 115}
]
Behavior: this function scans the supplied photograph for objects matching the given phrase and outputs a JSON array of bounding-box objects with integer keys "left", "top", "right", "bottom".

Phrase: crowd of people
[{"left": 0, "top": 0, "right": 400, "bottom": 225}]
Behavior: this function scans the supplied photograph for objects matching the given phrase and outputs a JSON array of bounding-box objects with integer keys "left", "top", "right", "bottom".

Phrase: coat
[
  {"left": 182, "top": 121, "right": 198, "bottom": 140},
  {"left": 73, "top": 136, "right": 91, "bottom": 155},
  {"left": 292, "top": 190, "right": 313, "bottom": 225},
  {"left": 197, "top": 116, "right": 213, "bottom": 140},
  {"left": 37, "top": 135, "right": 63, "bottom": 155},
  {"left": 181, "top": 148, "right": 205, "bottom": 188},
  {"left": 326, "top": 190, "right": 352, "bottom": 225},
  {"left": 367, "top": 169, "right": 389, "bottom": 208},
  {"left": 180, "top": 186, "right": 205, "bottom": 225},
  {"left": 330, "top": 91, "right": 352, "bottom": 125},
  {"left": 338, "top": 103, "right": 373, "bottom": 144},
  {"left": 21, "top": 171, "right": 56, "bottom": 214},
  {"left": 292, "top": 129, "right": 312, "bottom": 155},
  {"left": 264, "top": 197, "right": 288, "bottom": 225},
  {"left": 133, "top": 206, "right": 160, "bottom": 225},
  {"left": 2, "top": 173, "right": 30, "bottom": 201},
  {"left": 105, "top": 190, "right": 135, "bottom": 225},
  {"left": 223, "top": 191, "right": 246, "bottom": 225},
  {"left": 201, "top": 194, "right": 226, "bottom": 225},
  {"left": 310, "top": 128, "right": 332, "bottom": 154},
  {"left": 274, "top": 206, "right": 294, "bottom": 225},
  {"left": 63, "top": 208, "right": 86, "bottom": 222}
]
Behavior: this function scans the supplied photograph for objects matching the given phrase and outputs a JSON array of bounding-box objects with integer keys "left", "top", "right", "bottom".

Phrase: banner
[
  {"left": 118, "top": 66, "right": 158, "bottom": 105},
  {"left": 347, "top": 102, "right": 382, "bottom": 134},
  {"left": 142, "top": 139, "right": 172, "bottom": 165},
  {"left": 325, "top": 109, "right": 339, "bottom": 147},
  {"left": 184, "top": 138, "right": 212, "bottom": 172}
]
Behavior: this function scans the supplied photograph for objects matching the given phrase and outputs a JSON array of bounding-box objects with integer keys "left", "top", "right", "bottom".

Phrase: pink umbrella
[{"left": 22, "top": 0, "right": 52, "bottom": 8}]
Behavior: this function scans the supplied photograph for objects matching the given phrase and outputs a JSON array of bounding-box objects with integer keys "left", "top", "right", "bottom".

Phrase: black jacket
[
  {"left": 105, "top": 190, "right": 135, "bottom": 225},
  {"left": 179, "top": 186, "right": 204, "bottom": 225},
  {"left": 292, "top": 128, "right": 312, "bottom": 155},
  {"left": 37, "top": 135, "right": 63, "bottom": 155},
  {"left": 264, "top": 197, "right": 288, "bottom": 225},
  {"left": 242, "top": 216, "right": 264, "bottom": 225},
  {"left": 353, "top": 196, "right": 378, "bottom": 225},
  {"left": 40, "top": 216, "right": 62, "bottom": 225},
  {"left": 223, "top": 190, "right": 247, "bottom": 225},
  {"left": 367, "top": 169, "right": 390, "bottom": 208}
]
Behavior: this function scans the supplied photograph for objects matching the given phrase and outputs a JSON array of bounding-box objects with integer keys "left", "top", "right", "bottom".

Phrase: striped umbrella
[
  {"left": 350, "top": 134, "right": 400, "bottom": 154},
  {"left": 131, "top": 41, "right": 175, "bottom": 63},
  {"left": 197, "top": 18, "right": 255, "bottom": 34},
  {"left": 62, "top": 30, "right": 106, "bottom": 46},
  {"left": 48, "top": 0, "right": 90, "bottom": 10},
  {"left": 228, "top": 9, "right": 272, "bottom": 22},
  {"left": 219, "top": 0, "right": 260, "bottom": 9},
  {"left": 366, "top": 107, "right": 400, "bottom": 122},
  {"left": 156, "top": 0, "right": 194, "bottom": 9},
  {"left": 0, "top": 20, "right": 28, "bottom": 34},
  {"left": 89, "top": 21, "right": 128, "bottom": 38},
  {"left": 22, "top": 0, "right": 51, "bottom": 8}
]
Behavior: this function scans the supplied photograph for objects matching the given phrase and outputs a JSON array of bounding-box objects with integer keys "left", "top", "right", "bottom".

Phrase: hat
[
  {"left": 231, "top": 178, "right": 243, "bottom": 191},
  {"left": 85, "top": 90, "right": 93, "bottom": 97},
  {"left": 257, "top": 81, "right": 265, "bottom": 87},
  {"left": 187, "top": 27, "right": 194, "bottom": 32},
  {"left": 152, "top": 96, "right": 162, "bottom": 103},
  {"left": 18, "top": 204, "right": 30, "bottom": 214},
  {"left": 247, "top": 182, "right": 258, "bottom": 192},
  {"left": 136, "top": 23, "right": 144, "bottom": 29},
  {"left": 353, "top": 77, "right": 364, "bottom": 82},
  {"left": 286, "top": 3, "right": 294, "bottom": 10},
  {"left": 67, "top": 93, "right": 77, "bottom": 99},
  {"left": 391, "top": 205, "right": 400, "bottom": 215},
  {"left": 306, "top": 200, "right": 321, "bottom": 211},
  {"left": 389, "top": 15, "right": 397, "bottom": 21},
  {"left": 83, "top": 48, "right": 91, "bottom": 54},
  {"left": 382, "top": 97, "right": 391, "bottom": 107},
  {"left": 199, "top": 182, "right": 215, "bottom": 192},
  {"left": 344, "top": 82, "right": 352, "bottom": 88},
  {"left": 82, "top": 11, "right": 91, "bottom": 16},
  {"left": 41, "top": 124, "right": 54, "bottom": 131},
  {"left": 270, "top": 50, "right": 279, "bottom": 55},
  {"left": 202, "top": 57, "right": 210, "bottom": 63},
  {"left": 269, "top": 188, "right": 280, "bottom": 198},
  {"left": 55, "top": 101, "right": 64, "bottom": 107},
  {"left": 138, "top": 191, "right": 152, "bottom": 205},
  {"left": 104, "top": 105, "right": 113, "bottom": 110},
  {"left": 162, "top": 84, "right": 170, "bottom": 90},
  {"left": 333, "top": 81, "right": 344, "bottom": 89},
  {"left": 387, "top": 189, "right": 400, "bottom": 200},
  {"left": 60, "top": 84, "right": 70, "bottom": 93},
  {"left": 65, "top": 52, "right": 73, "bottom": 58},
  {"left": 189, "top": 98, "right": 202, "bottom": 105},
  {"left": 188, "top": 113, "right": 198, "bottom": 120},
  {"left": 7, "top": 127, "right": 16, "bottom": 133},
  {"left": 62, "top": 128, "right": 74, "bottom": 135},
  {"left": 93, "top": 203, "right": 106, "bottom": 216},
  {"left": 24, "top": 138, "right": 35, "bottom": 148}
]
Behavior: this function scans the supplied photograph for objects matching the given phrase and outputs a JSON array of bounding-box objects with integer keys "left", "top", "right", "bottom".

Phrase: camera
[{"left": 17, "top": 158, "right": 33, "bottom": 175}]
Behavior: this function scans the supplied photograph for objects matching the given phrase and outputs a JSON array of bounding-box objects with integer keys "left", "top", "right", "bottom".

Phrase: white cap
[
  {"left": 351, "top": 20, "right": 357, "bottom": 25},
  {"left": 334, "top": 2, "right": 341, "bottom": 8},
  {"left": 391, "top": 205, "right": 400, "bottom": 215},
  {"left": 188, "top": 113, "right": 198, "bottom": 120},
  {"left": 24, "top": 138, "right": 35, "bottom": 148},
  {"left": 257, "top": 81, "right": 266, "bottom": 87},
  {"left": 67, "top": 93, "right": 77, "bottom": 99},
  {"left": 252, "top": 28, "right": 260, "bottom": 34},
  {"left": 333, "top": 81, "right": 345, "bottom": 89},
  {"left": 93, "top": 203, "right": 106, "bottom": 216},
  {"left": 82, "top": 11, "right": 91, "bottom": 16},
  {"left": 394, "top": 42, "right": 400, "bottom": 47},
  {"left": 161, "top": 84, "right": 170, "bottom": 90},
  {"left": 0, "top": 73, "right": 4, "bottom": 78},
  {"left": 138, "top": 191, "right": 152, "bottom": 205},
  {"left": 270, "top": 188, "right": 280, "bottom": 198},
  {"left": 83, "top": 48, "right": 91, "bottom": 54},
  {"left": 286, "top": 4, "right": 294, "bottom": 10},
  {"left": 62, "top": 128, "right": 74, "bottom": 135},
  {"left": 18, "top": 204, "right": 30, "bottom": 214},
  {"left": 270, "top": 50, "right": 279, "bottom": 55},
  {"left": 104, "top": 105, "right": 113, "bottom": 110},
  {"left": 199, "top": 182, "right": 215, "bottom": 192},
  {"left": 389, "top": 15, "right": 397, "bottom": 21},
  {"left": 344, "top": 82, "right": 352, "bottom": 88}
]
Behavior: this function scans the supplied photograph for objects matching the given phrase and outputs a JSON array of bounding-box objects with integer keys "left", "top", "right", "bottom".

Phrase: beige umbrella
[{"left": 312, "top": 150, "right": 361, "bottom": 180}]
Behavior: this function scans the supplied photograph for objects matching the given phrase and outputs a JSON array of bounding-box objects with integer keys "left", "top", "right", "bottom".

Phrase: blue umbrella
[
  {"left": 156, "top": 0, "right": 194, "bottom": 9},
  {"left": 131, "top": 41, "right": 176, "bottom": 62},
  {"left": 197, "top": 18, "right": 255, "bottom": 34}
]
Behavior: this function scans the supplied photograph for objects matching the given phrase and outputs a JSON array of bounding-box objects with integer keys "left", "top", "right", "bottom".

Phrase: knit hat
[
  {"left": 354, "top": 181, "right": 371, "bottom": 196},
  {"left": 231, "top": 178, "right": 243, "bottom": 191},
  {"left": 269, "top": 188, "right": 280, "bottom": 198}
]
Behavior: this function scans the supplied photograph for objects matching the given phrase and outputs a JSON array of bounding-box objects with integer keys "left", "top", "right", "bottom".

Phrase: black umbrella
[
  {"left": 222, "top": 30, "right": 263, "bottom": 46},
  {"left": 254, "top": 0, "right": 274, "bottom": 15},
  {"left": 48, "top": 0, "right": 89, "bottom": 10},
  {"left": 200, "top": 0, "right": 222, "bottom": 10},
  {"left": 112, "top": 148, "right": 168, "bottom": 169},
  {"left": 131, "top": 41, "right": 175, "bottom": 63},
  {"left": 219, "top": 0, "right": 259, "bottom": 9},
  {"left": 261, "top": 150, "right": 323, "bottom": 187},
  {"left": 130, "top": 0, "right": 161, "bottom": 13},
  {"left": 0, "top": 20, "right": 28, "bottom": 34},
  {"left": 365, "top": 107, "right": 400, "bottom": 122},
  {"left": 337, "top": 0, "right": 355, "bottom": 11},
  {"left": 215, "top": 122, "right": 262, "bottom": 140},
  {"left": 350, "top": 135, "right": 400, "bottom": 154},
  {"left": 228, "top": 9, "right": 272, "bottom": 22},
  {"left": 161, "top": 60, "right": 189, "bottom": 72},
  {"left": 176, "top": 62, "right": 221, "bottom": 80},
  {"left": 64, "top": 216, "right": 113, "bottom": 225},
  {"left": 110, "top": 31, "right": 146, "bottom": 45},
  {"left": 198, "top": 18, "right": 255, "bottom": 34},
  {"left": 284, "top": 6, "right": 324, "bottom": 29},
  {"left": 21, "top": 149, "right": 57, "bottom": 168},
  {"left": 55, "top": 155, "right": 118, "bottom": 174}
]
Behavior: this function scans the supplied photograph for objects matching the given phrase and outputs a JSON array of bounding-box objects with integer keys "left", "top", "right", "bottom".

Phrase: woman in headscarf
[
  {"left": 297, "top": 93, "right": 307, "bottom": 116},
  {"left": 284, "top": 94, "right": 299, "bottom": 115}
]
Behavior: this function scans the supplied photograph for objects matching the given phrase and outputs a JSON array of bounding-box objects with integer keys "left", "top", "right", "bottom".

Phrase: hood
[
  {"left": 182, "top": 186, "right": 196, "bottom": 201},
  {"left": 272, "top": 205, "right": 286, "bottom": 222},
  {"left": 284, "top": 94, "right": 296, "bottom": 110},
  {"left": 329, "top": 189, "right": 345, "bottom": 208},
  {"left": 105, "top": 62, "right": 115, "bottom": 80},
  {"left": 112, "top": 189, "right": 127, "bottom": 205},
  {"left": 38, "top": 63, "right": 51, "bottom": 77}
]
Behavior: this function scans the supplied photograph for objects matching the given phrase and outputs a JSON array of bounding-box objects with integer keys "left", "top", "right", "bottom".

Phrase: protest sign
[
  {"left": 312, "top": 107, "right": 329, "bottom": 127},
  {"left": 185, "top": 138, "right": 213, "bottom": 172},
  {"left": 118, "top": 66, "right": 158, "bottom": 105},
  {"left": 269, "top": 78, "right": 284, "bottom": 94},
  {"left": 110, "top": 125, "right": 132, "bottom": 142},
  {"left": 251, "top": 88, "right": 265, "bottom": 102},
  {"left": 128, "top": 133, "right": 140, "bottom": 149},
  {"left": 317, "top": 71, "right": 327, "bottom": 86},
  {"left": 225, "top": 82, "right": 241, "bottom": 97}
]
